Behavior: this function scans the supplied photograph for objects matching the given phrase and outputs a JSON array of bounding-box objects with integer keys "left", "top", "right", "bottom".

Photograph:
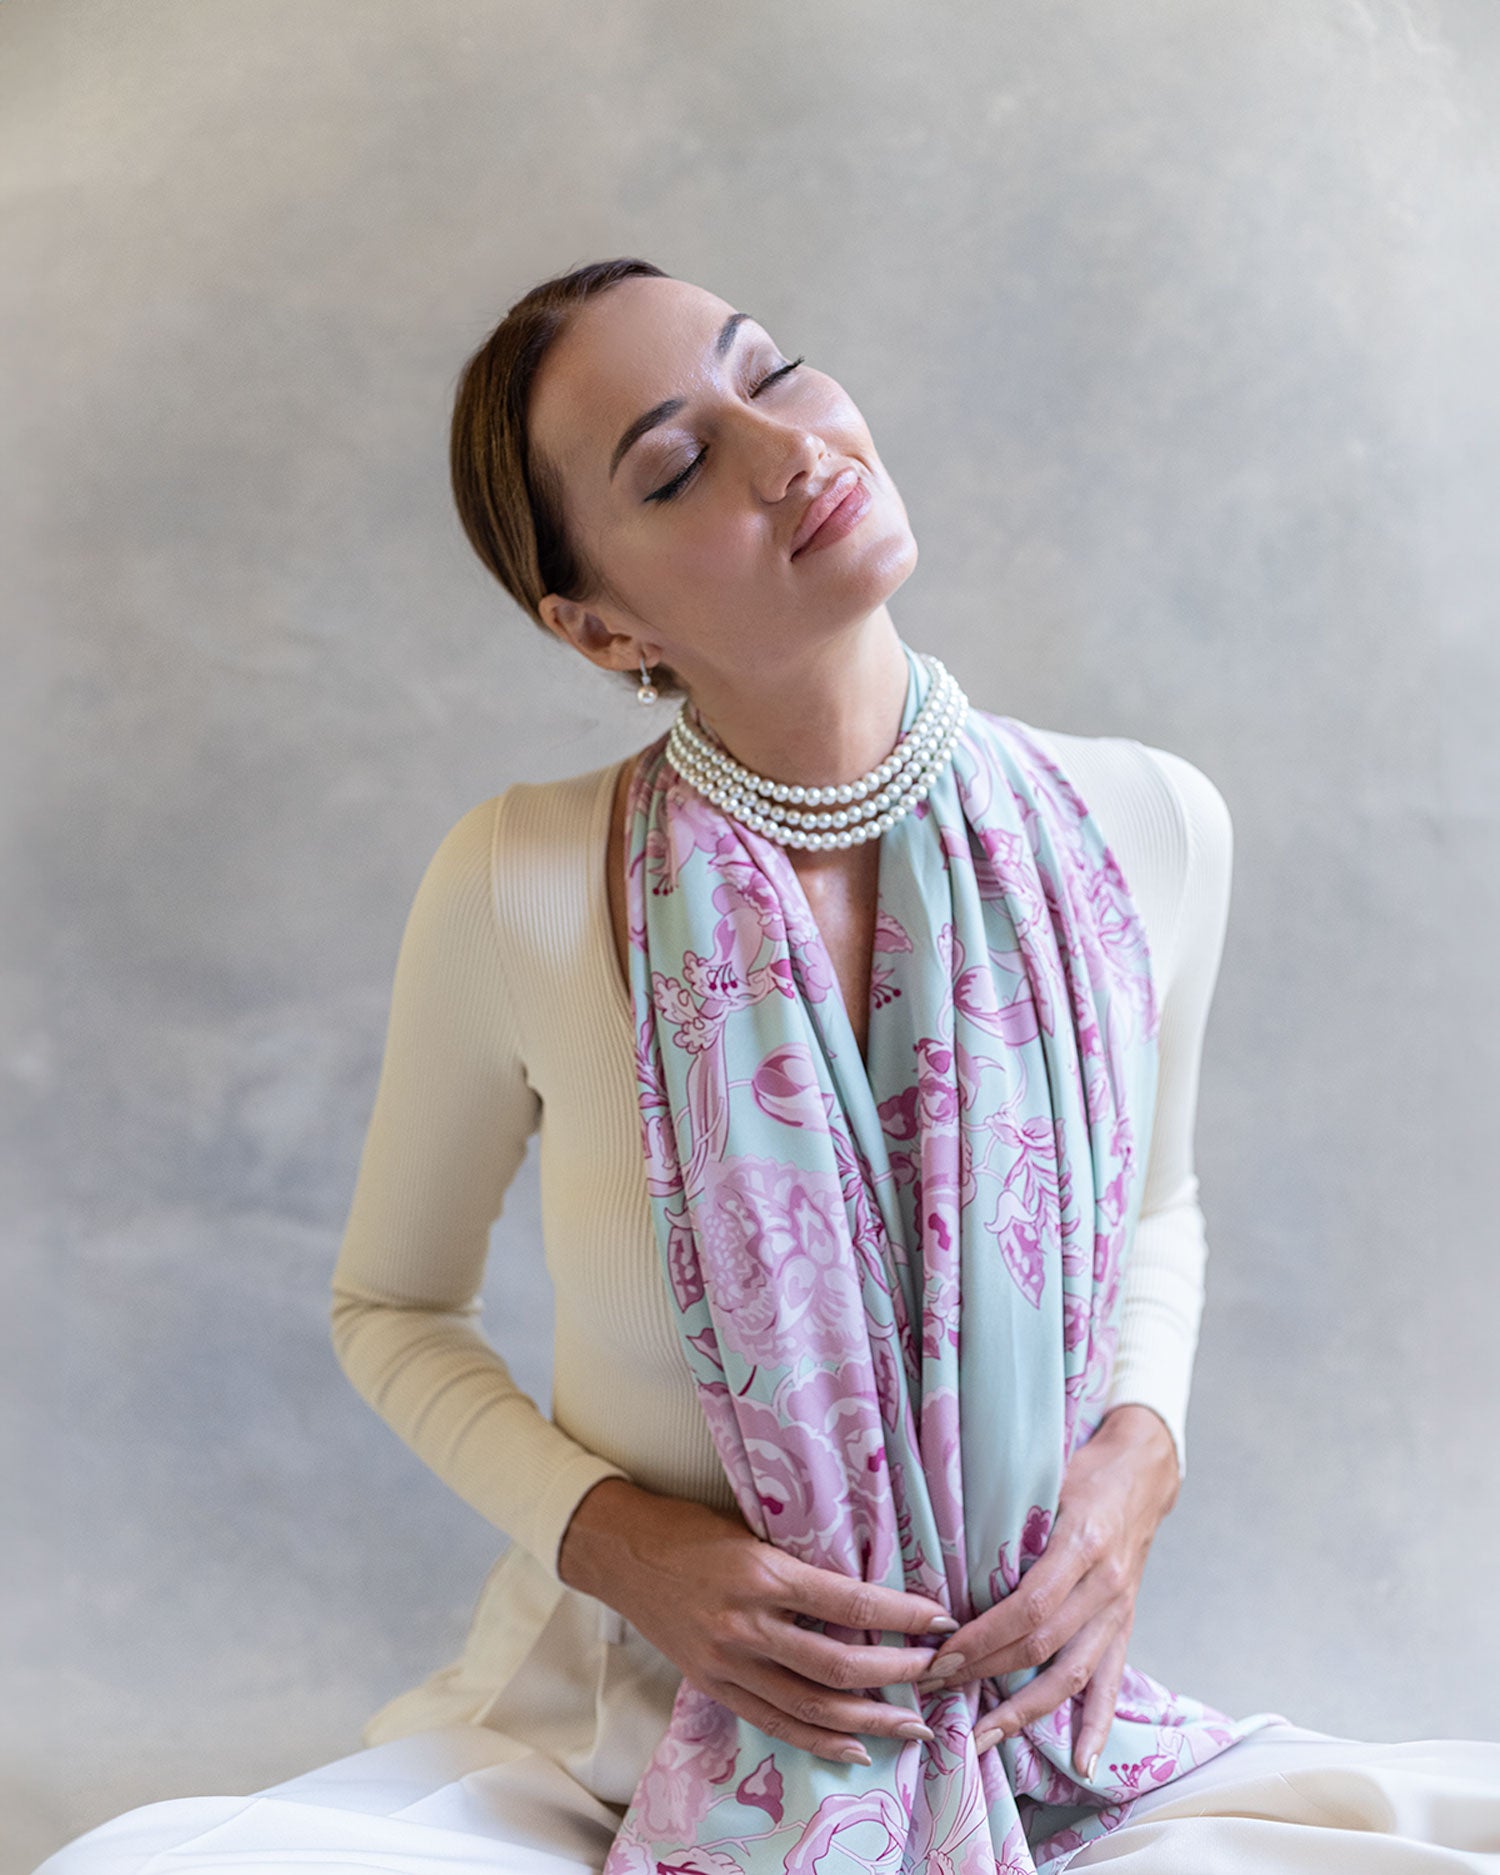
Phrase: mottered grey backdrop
[{"left": 5, "top": 0, "right": 1498, "bottom": 1866}]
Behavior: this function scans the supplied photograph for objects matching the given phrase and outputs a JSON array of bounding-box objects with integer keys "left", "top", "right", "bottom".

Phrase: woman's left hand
[{"left": 918, "top": 1404, "right": 1182, "bottom": 1778}]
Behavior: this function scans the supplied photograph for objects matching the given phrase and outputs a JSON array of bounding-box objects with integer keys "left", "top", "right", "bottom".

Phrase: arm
[
  {"left": 328, "top": 794, "right": 633, "bottom": 1584},
  {"left": 1099, "top": 745, "right": 1236, "bottom": 1487}
]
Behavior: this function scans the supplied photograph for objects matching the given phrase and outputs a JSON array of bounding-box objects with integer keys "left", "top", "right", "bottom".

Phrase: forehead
[{"left": 529, "top": 276, "right": 748, "bottom": 498}]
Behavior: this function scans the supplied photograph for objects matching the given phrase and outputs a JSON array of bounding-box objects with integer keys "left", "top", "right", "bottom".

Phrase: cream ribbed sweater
[{"left": 329, "top": 726, "right": 1232, "bottom": 1591}]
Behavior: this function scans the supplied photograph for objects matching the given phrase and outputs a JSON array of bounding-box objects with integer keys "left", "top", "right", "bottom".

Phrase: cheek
[{"left": 810, "top": 373, "right": 874, "bottom": 445}]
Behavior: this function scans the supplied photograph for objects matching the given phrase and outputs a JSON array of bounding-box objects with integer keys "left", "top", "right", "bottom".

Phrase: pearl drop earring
[{"left": 637, "top": 652, "right": 659, "bottom": 705}]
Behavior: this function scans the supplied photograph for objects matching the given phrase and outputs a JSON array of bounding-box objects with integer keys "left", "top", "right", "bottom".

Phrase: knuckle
[
  {"left": 820, "top": 1650, "right": 857, "bottom": 1692},
  {"left": 705, "top": 1610, "right": 748, "bottom": 1659},
  {"left": 843, "top": 1584, "right": 880, "bottom": 1631},
  {"left": 744, "top": 1556, "right": 786, "bottom": 1603},
  {"left": 1099, "top": 1555, "right": 1128, "bottom": 1599},
  {"left": 1018, "top": 1627, "right": 1055, "bottom": 1670},
  {"left": 1020, "top": 1581, "right": 1056, "bottom": 1629},
  {"left": 790, "top": 1691, "right": 832, "bottom": 1727}
]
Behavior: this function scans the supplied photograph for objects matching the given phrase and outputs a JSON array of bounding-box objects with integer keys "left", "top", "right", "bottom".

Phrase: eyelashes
[{"left": 646, "top": 356, "right": 808, "bottom": 504}]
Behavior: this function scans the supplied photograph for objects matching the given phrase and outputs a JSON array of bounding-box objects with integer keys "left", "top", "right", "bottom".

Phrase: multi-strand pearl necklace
[{"left": 665, "top": 652, "right": 969, "bottom": 850}]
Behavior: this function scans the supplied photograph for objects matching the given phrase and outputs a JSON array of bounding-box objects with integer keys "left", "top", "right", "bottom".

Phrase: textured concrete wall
[{"left": 6, "top": 0, "right": 1498, "bottom": 1863}]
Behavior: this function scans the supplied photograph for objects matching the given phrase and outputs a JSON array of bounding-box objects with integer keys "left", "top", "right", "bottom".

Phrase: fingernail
[
  {"left": 894, "top": 1720, "right": 935, "bottom": 1742},
  {"left": 973, "top": 1727, "right": 1000, "bottom": 1752},
  {"left": 926, "top": 1614, "right": 960, "bottom": 1633},
  {"left": 920, "top": 1651, "right": 966, "bottom": 1682},
  {"left": 1085, "top": 1749, "right": 1100, "bottom": 1781},
  {"left": 839, "top": 1743, "right": 872, "bottom": 1765}
]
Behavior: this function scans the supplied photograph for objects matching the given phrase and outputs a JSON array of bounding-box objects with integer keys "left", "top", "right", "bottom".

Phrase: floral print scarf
[{"left": 608, "top": 641, "right": 1286, "bottom": 1873}]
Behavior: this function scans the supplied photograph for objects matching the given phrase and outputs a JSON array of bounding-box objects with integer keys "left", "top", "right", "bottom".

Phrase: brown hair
[{"left": 449, "top": 257, "right": 688, "bottom": 702}]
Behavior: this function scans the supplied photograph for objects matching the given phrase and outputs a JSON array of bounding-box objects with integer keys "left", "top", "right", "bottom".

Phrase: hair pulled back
[{"left": 449, "top": 256, "right": 688, "bottom": 701}]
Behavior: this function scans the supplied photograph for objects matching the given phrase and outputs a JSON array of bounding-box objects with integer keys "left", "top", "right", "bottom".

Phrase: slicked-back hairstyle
[{"left": 449, "top": 256, "right": 688, "bottom": 701}]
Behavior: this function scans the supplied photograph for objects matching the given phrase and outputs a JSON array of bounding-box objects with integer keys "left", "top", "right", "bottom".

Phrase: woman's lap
[
  {"left": 34, "top": 1718, "right": 1500, "bottom": 1874},
  {"left": 32, "top": 1724, "right": 622, "bottom": 1875},
  {"left": 1052, "top": 1721, "right": 1500, "bottom": 1871}
]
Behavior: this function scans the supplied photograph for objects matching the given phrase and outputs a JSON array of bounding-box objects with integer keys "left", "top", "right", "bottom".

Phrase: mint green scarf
[{"left": 609, "top": 642, "right": 1286, "bottom": 1873}]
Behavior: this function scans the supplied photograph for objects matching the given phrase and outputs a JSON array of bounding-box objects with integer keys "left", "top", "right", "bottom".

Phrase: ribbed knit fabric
[{"left": 329, "top": 727, "right": 1233, "bottom": 1588}]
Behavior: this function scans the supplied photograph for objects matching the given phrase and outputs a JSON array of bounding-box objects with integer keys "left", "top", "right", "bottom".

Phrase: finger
[
  {"left": 778, "top": 1557, "right": 958, "bottom": 1643},
  {"left": 923, "top": 1561, "right": 1121, "bottom": 1687},
  {"left": 1071, "top": 1619, "right": 1130, "bottom": 1781},
  {"left": 936, "top": 1499, "right": 1099, "bottom": 1667},
  {"left": 708, "top": 1677, "right": 879, "bottom": 1765},
  {"left": 775, "top": 1626, "right": 943, "bottom": 1692},
  {"left": 970, "top": 1606, "right": 1119, "bottom": 1750},
  {"left": 731, "top": 1651, "right": 937, "bottom": 1751}
]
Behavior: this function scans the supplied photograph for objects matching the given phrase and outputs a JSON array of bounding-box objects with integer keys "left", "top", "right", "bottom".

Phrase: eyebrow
[{"left": 608, "top": 310, "right": 754, "bottom": 481}]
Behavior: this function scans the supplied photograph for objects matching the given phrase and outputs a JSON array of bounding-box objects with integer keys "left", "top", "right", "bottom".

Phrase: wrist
[
  {"left": 557, "top": 1475, "right": 650, "bottom": 1597},
  {"left": 1098, "top": 1403, "right": 1181, "bottom": 1514}
]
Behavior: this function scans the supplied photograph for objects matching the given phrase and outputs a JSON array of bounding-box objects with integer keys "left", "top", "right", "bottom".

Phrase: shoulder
[
  {"left": 1134, "top": 743, "right": 1233, "bottom": 879},
  {"left": 418, "top": 760, "right": 620, "bottom": 907},
  {"left": 1019, "top": 723, "right": 1233, "bottom": 990}
]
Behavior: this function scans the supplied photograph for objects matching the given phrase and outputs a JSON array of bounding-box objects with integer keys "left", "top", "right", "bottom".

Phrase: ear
[{"left": 540, "top": 595, "right": 656, "bottom": 677}]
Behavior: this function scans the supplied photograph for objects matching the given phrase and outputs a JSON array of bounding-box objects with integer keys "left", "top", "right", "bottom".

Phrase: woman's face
[{"left": 529, "top": 274, "right": 918, "bottom": 695}]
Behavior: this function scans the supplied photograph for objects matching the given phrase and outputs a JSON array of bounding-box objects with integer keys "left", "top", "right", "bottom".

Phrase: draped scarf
[{"left": 605, "top": 642, "right": 1286, "bottom": 1875}]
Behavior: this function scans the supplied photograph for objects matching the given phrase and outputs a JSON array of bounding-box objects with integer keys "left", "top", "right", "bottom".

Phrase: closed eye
[{"left": 646, "top": 356, "right": 807, "bottom": 504}]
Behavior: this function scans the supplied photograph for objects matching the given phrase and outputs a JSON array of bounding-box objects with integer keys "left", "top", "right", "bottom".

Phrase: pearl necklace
[{"left": 665, "top": 652, "right": 969, "bottom": 850}]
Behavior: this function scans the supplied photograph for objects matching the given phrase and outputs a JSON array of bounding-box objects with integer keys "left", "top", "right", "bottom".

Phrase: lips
[{"left": 790, "top": 467, "right": 861, "bottom": 558}]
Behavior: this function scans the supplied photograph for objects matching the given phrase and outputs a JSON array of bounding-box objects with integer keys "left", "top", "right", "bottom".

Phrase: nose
[{"left": 753, "top": 419, "right": 826, "bottom": 504}]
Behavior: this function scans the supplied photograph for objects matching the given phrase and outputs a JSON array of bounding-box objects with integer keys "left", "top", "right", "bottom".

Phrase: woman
[{"left": 38, "top": 260, "right": 1500, "bottom": 1873}]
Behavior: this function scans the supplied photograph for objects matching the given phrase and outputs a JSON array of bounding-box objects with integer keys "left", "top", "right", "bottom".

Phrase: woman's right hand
[{"left": 557, "top": 1477, "right": 957, "bottom": 1765}]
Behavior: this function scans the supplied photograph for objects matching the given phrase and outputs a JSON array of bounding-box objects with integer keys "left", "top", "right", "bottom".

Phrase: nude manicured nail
[
  {"left": 926, "top": 1614, "right": 960, "bottom": 1633},
  {"left": 895, "top": 1720, "right": 935, "bottom": 1742},
  {"left": 839, "top": 1743, "right": 872, "bottom": 1765},
  {"left": 916, "top": 1651, "right": 966, "bottom": 1686}
]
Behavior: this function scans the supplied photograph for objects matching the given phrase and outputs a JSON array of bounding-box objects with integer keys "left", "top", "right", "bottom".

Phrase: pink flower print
[
  {"left": 647, "top": 1849, "right": 747, "bottom": 1875},
  {"left": 1062, "top": 1286, "right": 1091, "bottom": 1354},
  {"left": 913, "top": 1035, "right": 960, "bottom": 1129},
  {"left": 631, "top": 1681, "right": 740, "bottom": 1837},
  {"left": 784, "top": 1787, "right": 910, "bottom": 1875},
  {"left": 920, "top": 1257, "right": 961, "bottom": 1365},
  {"left": 695, "top": 1381, "right": 761, "bottom": 1527},
  {"left": 970, "top": 820, "right": 1049, "bottom": 937},
  {"left": 695, "top": 1157, "right": 866, "bottom": 1368},
  {"left": 749, "top": 1042, "right": 827, "bottom": 1132},
  {"left": 652, "top": 970, "right": 719, "bottom": 1055},
  {"left": 869, "top": 909, "right": 914, "bottom": 1015},
  {"left": 732, "top": 1374, "right": 895, "bottom": 1580},
  {"left": 642, "top": 1110, "right": 686, "bottom": 1202},
  {"left": 877, "top": 1081, "right": 921, "bottom": 1143},
  {"left": 663, "top": 1202, "right": 705, "bottom": 1311},
  {"left": 918, "top": 1382, "right": 965, "bottom": 1560},
  {"left": 990, "top": 1505, "right": 1054, "bottom": 1598},
  {"left": 955, "top": 958, "right": 1043, "bottom": 1049},
  {"left": 986, "top": 1178, "right": 1049, "bottom": 1308},
  {"left": 735, "top": 1751, "right": 784, "bottom": 1826}
]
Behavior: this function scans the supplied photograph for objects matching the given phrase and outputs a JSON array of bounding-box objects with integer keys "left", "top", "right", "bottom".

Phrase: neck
[{"left": 682, "top": 614, "right": 912, "bottom": 788}]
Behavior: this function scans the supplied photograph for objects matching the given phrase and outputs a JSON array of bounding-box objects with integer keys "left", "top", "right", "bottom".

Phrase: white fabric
[{"left": 36, "top": 1717, "right": 1500, "bottom": 1872}]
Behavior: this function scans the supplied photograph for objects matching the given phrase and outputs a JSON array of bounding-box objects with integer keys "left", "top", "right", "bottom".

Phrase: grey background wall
[{"left": 5, "top": 0, "right": 1498, "bottom": 1865}]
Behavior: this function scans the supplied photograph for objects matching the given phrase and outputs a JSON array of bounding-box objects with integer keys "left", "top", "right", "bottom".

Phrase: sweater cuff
[
  {"left": 528, "top": 1449, "right": 637, "bottom": 1587},
  {"left": 1102, "top": 1212, "right": 1207, "bottom": 1485}
]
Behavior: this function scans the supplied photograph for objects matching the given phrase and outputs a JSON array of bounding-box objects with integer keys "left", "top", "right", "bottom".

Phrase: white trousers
[{"left": 32, "top": 1717, "right": 1500, "bottom": 1873}]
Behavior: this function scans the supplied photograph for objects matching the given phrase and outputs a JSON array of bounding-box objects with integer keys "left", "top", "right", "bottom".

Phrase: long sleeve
[
  {"left": 1099, "top": 746, "right": 1235, "bottom": 1484},
  {"left": 328, "top": 795, "right": 633, "bottom": 1584}
]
